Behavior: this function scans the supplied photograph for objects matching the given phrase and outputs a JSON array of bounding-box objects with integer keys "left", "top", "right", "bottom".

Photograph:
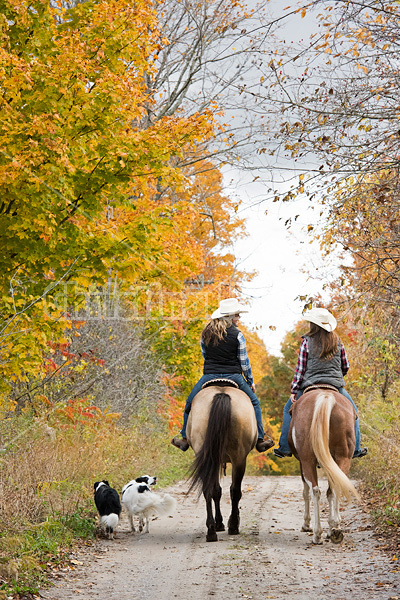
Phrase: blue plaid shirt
[{"left": 201, "top": 332, "right": 253, "bottom": 385}]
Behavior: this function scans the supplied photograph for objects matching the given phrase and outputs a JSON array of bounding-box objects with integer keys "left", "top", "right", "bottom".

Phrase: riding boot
[
  {"left": 256, "top": 436, "right": 274, "bottom": 453},
  {"left": 353, "top": 447, "right": 368, "bottom": 458},
  {"left": 171, "top": 436, "right": 189, "bottom": 451}
]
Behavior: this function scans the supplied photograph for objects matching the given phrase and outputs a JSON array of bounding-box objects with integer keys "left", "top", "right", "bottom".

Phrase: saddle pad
[
  {"left": 303, "top": 383, "right": 338, "bottom": 394},
  {"left": 201, "top": 378, "right": 239, "bottom": 390}
]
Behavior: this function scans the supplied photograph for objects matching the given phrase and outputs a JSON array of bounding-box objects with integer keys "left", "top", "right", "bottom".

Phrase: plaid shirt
[
  {"left": 201, "top": 331, "right": 253, "bottom": 385},
  {"left": 291, "top": 337, "right": 350, "bottom": 394}
]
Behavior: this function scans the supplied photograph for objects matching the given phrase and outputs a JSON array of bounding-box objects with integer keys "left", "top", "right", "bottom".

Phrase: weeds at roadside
[
  {"left": 352, "top": 389, "right": 400, "bottom": 556},
  {"left": 0, "top": 513, "right": 96, "bottom": 595},
  {"left": 0, "top": 410, "right": 192, "bottom": 596}
]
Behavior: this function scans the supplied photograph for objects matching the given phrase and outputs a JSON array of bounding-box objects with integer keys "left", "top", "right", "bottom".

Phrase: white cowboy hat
[
  {"left": 211, "top": 298, "right": 249, "bottom": 319},
  {"left": 302, "top": 307, "right": 337, "bottom": 332}
]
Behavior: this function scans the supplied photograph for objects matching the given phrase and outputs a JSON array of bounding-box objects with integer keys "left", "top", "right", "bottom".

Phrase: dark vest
[
  {"left": 300, "top": 335, "right": 345, "bottom": 390},
  {"left": 203, "top": 325, "right": 242, "bottom": 375}
]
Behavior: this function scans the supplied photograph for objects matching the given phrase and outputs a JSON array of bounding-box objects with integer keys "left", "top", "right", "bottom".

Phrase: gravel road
[{"left": 39, "top": 476, "right": 399, "bottom": 600}]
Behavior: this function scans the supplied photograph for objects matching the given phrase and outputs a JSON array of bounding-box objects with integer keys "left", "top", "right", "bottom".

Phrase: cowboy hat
[
  {"left": 302, "top": 307, "right": 337, "bottom": 332},
  {"left": 211, "top": 298, "right": 249, "bottom": 319}
]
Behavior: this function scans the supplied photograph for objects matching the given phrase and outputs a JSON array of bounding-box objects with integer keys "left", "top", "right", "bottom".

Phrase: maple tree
[
  {"left": 140, "top": 159, "right": 254, "bottom": 397},
  {"left": 0, "top": 0, "right": 284, "bottom": 469},
  {"left": 323, "top": 170, "right": 400, "bottom": 307},
  {"left": 0, "top": 0, "right": 217, "bottom": 396}
]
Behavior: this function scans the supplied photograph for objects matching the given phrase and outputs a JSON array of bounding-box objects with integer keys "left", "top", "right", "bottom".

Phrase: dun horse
[
  {"left": 289, "top": 388, "right": 360, "bottom": 544},
  {"left": 186, "top": 380, "right": 257, "bottom": 542}
]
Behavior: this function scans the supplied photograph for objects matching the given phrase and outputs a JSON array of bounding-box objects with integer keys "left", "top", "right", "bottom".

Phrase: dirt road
[{"left": 40, "top": 476, "right": 399, "bottom": 600}]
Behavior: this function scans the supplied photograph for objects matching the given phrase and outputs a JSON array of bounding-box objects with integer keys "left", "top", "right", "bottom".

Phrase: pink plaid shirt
[{"left": 291, "top": 337, "right": 350, "bottom": 394}]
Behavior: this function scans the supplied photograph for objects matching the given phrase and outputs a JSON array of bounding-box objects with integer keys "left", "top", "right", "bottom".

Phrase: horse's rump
[{"left": 187, "top": 386, "right": 256, "bottom": 454}]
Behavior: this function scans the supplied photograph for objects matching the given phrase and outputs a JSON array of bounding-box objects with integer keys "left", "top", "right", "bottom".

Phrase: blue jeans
[
  {"left": 181, "top": 373, "right": 265, "bottom": 440},
  {"left": 277, "top": 387, "right": 362, "bottom": 454}
]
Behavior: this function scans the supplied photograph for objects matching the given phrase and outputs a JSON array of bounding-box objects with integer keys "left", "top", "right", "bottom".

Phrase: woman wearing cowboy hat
[
  {"left": 273, "top": 307, "right": 368, "bottom": 458},
  {"left": 171, "top": 298, "right": 274, "bottom": 453}
]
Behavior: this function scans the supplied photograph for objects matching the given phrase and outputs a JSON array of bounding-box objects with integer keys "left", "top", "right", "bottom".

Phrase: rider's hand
[
  {"left": 290, "top": 393, "right": 296, "bottom": 403},
  {"left": 251, "top": 383, "right": 256, "bottom": 392}
]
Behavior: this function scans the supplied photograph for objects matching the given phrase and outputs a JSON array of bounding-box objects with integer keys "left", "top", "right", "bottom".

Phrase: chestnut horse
[
  {"left": 186, "top": 381, "right": 257, "bottom": 542},
  {"left": 289, "top": 388, "right": 360, "bottom": 544}
]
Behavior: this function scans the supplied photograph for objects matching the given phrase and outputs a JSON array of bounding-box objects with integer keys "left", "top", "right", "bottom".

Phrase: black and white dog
[
  {"left": 121, "top": 475, "right": 176, "bottom": 533},
  {"left": 93, "top": 480, "right": 122, "bottom": 539},
  {"left": 134, "top": 475, "right": 157, "bottom": 488}
]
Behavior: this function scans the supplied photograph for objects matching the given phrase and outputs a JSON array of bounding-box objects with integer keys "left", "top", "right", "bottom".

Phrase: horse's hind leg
[
  {"left": 204, "top": 493, "right": 218, "bottom": 542},
  {"left": 214, "top": 484, "right": 225, "bottom": 532},
  {"left": 228, "top": 461, "right": 245, "bottom": 535},
  {"left": 327, "top": 455, "right": 352, "bottom": 543},
  {"left": 327, "top": 485, "right": 343, "bottom": 543},
  {"left": 301, "top": 474, "right": 312, "bottom": 533},
  {"left": 301, "top": 463, "right": 323, "bottom": 544}
]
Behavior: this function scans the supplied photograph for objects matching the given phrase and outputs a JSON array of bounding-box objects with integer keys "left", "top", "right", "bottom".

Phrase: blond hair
[{"left": 202, "top": 317, "right": 233, "bottom": 347}]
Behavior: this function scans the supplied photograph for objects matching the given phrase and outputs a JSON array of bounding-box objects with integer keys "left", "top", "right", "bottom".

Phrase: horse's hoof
[
  {"left": 312, "top": 538, "right": 323, "bottom": 545},
  {"left": 228, "top": 528, "right": 240, "bottom": 535},
  {"left": 206, "top": 532, "right": 218, "bottom": 542},
  {"left": 301, "top": 525, "right": 312, "bottom": 532},
  {"left": 216, "top": 523, "right": 225, "bottom": 532},
  {"left": 330, "top": 529, "right": 344, "bottom": 544}
]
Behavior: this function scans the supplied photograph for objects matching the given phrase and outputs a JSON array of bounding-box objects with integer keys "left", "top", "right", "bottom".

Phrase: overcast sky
[
  {"left": 227, "top": 2, "right": 338, "bottom": 355},
  {"left": 234, "top": 187, "right": 334, "bottom": 355}
]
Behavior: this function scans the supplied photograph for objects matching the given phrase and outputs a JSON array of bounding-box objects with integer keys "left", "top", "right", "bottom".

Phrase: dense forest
[{"left": 0, "top": 0, "right": 399, "bottom": 594}]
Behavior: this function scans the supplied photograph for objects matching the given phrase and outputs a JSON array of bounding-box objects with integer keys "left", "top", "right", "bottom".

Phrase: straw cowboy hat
[
  {"left": 211, "top": 298, "right": 249, "bottom": 319},
  {"left": 303, "top": 307, "right": 337, "bottom": 332}
]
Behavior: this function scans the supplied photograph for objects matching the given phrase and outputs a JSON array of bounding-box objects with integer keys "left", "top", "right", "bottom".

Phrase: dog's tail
[
  {"left": 151, "top": 493, "right": 177, "bottom": 517},
  {"left": 100, "top": 513, "right": 119, "bottom": 533}
]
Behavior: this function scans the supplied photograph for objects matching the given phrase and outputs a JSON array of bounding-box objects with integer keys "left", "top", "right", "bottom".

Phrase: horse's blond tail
[{"left": 310, "top": 392, "right": 360, "bottom": 502}]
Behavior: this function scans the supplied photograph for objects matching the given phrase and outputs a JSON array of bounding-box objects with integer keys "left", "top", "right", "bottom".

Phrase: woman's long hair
[
  {"left": 202, "top": 317, "right": 233, "bottom": 347},
  {"left": 308, "top": 323, "right": 339, "bottom": 360}
]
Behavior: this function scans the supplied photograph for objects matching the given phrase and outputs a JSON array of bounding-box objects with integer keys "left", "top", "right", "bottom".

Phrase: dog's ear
[
  {"left": 135, "top": 476, "right": 146, "bottom": 483},
  {"left": 103, "top": 480, "right": 110, "bottom": 486}
]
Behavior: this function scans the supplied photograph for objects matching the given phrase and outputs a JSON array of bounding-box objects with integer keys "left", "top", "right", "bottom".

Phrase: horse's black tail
[{"left": 188, "top": 392, "right": 231, "bottom": 498}]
